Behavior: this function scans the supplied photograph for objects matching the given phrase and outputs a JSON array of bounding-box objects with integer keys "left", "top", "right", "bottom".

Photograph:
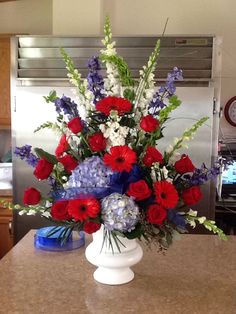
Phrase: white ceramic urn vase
[{"left": 85, "top": 226, "right": 143, "bottom": 285}]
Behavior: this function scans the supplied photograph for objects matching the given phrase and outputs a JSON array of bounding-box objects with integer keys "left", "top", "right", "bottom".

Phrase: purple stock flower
[
  {"left": 54, "top": 96, "right": 79, "bottom": 118},
  {"left": 87, "top": 56, "right": 105, "bottom": 103},
  {"left": 14, "top": 145, "right": 39, "bottom": 167}
]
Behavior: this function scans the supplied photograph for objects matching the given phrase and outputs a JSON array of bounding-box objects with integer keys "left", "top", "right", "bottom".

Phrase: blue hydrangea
[
  {"left": 101, "top": 193, "right": 139, "bottom": 232},
  {"left": 67, "top": 156, "right": 113, "bottom": 189}
]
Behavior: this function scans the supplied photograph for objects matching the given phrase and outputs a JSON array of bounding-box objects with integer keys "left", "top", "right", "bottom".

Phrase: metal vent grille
[{"left": 16, "top": 36, "right": 214, "bottom": 86}]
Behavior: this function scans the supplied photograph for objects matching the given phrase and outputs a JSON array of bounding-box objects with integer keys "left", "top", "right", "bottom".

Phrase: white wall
[
  {"left": 52, "top": 0, "right": 101, "bottom": 35},
  {"left": 0, "top": 0, "right": 235, "bottom": 139},
  {"left": 0, "top": 0, "right": 52, "bottom": 34}
]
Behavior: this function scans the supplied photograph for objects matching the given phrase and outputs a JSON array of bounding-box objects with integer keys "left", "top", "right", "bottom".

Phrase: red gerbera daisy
[
  {"left": 67, "top": 198, "right": 100, "bottom": 221},
  {"left": 103, "top": 145, "right": 137, "bottom": 172},
  {"left": 96, "top": 96, "right": 132, "bottom": 116},
  {"left": 153, "top": 180, "right": 179, "bottom": 209}
]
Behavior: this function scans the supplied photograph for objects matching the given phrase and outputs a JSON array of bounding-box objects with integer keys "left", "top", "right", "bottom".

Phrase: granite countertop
[{"left": 0, "top": 231, "right": 235, "bottom": 314}]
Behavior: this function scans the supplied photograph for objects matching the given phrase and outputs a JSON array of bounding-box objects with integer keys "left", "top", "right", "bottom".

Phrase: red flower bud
[
  {"left": 140, "top": 115, "right": 160, "bottom": 132},
  {"left": 59, "top": 154, "right": 78, "bottom": 173},
  {"left": 83, "top": 221, "right": 101, "bottom": 234},
  {"left": 33, "top": 159, "right": 54, "bottom": 180},
  {"left": 127, "top": 180, "right": 152, "bottom": 201},
  {"left": 182, "top": 186, "right": 202, "bottom": 206},
  {"left": 88, "top": 132, "right": 106, "bottom": 152},
  {"left": 23, "top": 187, "right": 41, "bottom": 205},
  {"left": 174, "top": 154, "right": 195, "bottom": 174},
  {"left": 67, "top": 117, "right": 83, "bottom": 134},
  {"left": 55, "top": 135, "right": 69, "bottom": 158},
  {"left": 146, "top": 204, "right": 167, "bottom": 225},
  {"left": 143, "top": 146, "right": 163, "bottom": 167}
]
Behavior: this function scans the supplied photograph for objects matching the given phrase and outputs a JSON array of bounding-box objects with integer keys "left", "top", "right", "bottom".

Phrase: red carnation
[
  {"left": 154, "top": 180, "right": 179, "bottom": 209},
  {"left": 33, "top": 158, "right": 54, "bottom": 180},
  {"left": 182, "top": 186, "right": 202, "bottom": 206},
  {"left": 67, "top": 117, "right": 83, "bottom": 134},
  {"left": 127, "top": 180, "right": 152, "bottom": 201},
  {"left": 140, "top": 115, "right": 160, "bottom": 132},
  {"left": 23, "top": 187, "right": 41, "bottom": 205},
  {"left": 174, "top": 154, "right": 195, "bottom": 174},
  {"left": 88, "top": 132, "right": 106, "bottom": 152},
  {"left": 96, "top": 96, "right": 132, "bottom": 116},
  {"left": 143, "top": 146, "right": 163, "bottom": 167},
  {"left": 55, "top": 135, "right": 69, "bottom": 157},
  {"left": 67, "top": 198, "right": 100, "bottom": 221},
  {"left": 51, "top": 200, "right": 71, "bottom": 221},
  {"left": 83, "top": 221, "right": 101, "bottom": 234},
  {"left": 103, "top": 145, "right": 137, "bottom": 172},
  {"left": 58, "top": 154, "right": 78, "bottom": 173},
  {"left": 146, "top": 203, "right": 167, "bottom": 225}
]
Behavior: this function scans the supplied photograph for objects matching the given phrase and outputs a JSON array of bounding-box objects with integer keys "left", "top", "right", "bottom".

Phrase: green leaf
[
  {"left": 124, "top": 224, "right": 143, "bottom": 239},
  {"left": 159, "top": 95, "right": 182, "bottom": 124},
  {"left": 43, "top": 90, "right": 57, "bottom": 103},
  {"left": 34, "top": 148, "right": 58, "bottom": 164},
  {"left": 123, "top": 88, "right": 135, "bottom": 102}
]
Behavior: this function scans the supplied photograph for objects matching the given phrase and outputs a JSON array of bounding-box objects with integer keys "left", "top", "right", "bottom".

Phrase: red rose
[
  {"left": 143, "top": 146, "right": 163, "bottom": 167},
  {"left": 146, "top": 204, "right": 167, "bottom": 225},
  {"left": 33, "top": 159, "right": 54, "bottom": 180},
  {"left": 174, "top": 154, "right": 195, "bottom": 174},
  {"left": 182, "top": 186, "right": 202, "bottom": 206},
  {"left": 83, "top": 221, "right": 101, "bottom": 234},
  {"left": 88, "top": 132, "right": 106, "bottom": 152},
  {"left": 67, "top": 198, "right": 100, "bottom": 221},
  {"left": 55, "top": 135, "right": 69, "bottom": 157},
  {"left": 140, "top": 115, "right": 160, "bottom": 132},
  {"left": 59, "top": 154, "right": 78, "bottom": 173},
  {"left": 96, "top": 96, "right": 132, "bottom": 116},
  {"left": 51, "top": 200, "right": 71, "bottom": 221},
  {"left": 23, "top": 187, "right": 41, "bottom": 205},
  {"left": 67, "top": 117, "right": 83, "bottom": 134},
  {"left": 127, "top": 180, "right": 152, "bottom": 201}
]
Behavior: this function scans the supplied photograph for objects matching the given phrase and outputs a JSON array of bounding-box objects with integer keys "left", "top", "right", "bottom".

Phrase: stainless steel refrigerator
[{"left": 11, "top": 35, "right": 221, "bottom": 243}]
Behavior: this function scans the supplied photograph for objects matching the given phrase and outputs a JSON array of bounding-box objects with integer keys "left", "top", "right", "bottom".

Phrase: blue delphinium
[
  {"left": 87, "top": 56, "right": 105, "bottom": 103},
  {"left": 101, "top": 193, "right": 139, "bottom": 232},
  {"left": 149, "top": 67, "right": 183, "bottom": 114},
  {"left": 14, "top": 145, "right": 39, "bottom": 167},
  {"left": 54, "top": 95, "right": 79, "bottom": 118},
  {"left": 187, "top": 163, "right": 221, "bottom": 186}
]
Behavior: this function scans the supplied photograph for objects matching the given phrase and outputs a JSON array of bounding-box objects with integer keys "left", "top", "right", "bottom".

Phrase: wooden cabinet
[
  {"left": 0, "top": 36, "right": 11, "bottom": 128},
  {"left": 0, "top": 196, "right": 13, "bottom": 259}
]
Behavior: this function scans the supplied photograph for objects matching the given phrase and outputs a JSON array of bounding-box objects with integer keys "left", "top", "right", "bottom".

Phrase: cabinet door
[
  {"left": 0, "top": 216, "right": 13, "bottom": 259},
  {"left": 0, "top": 37, "right": 11, "bottom": 127}
]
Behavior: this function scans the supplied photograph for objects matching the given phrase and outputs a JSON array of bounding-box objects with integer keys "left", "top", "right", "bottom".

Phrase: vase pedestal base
[
  {"left": 93, "top": 266, "right": 134, "bottom": 285},
  {"left": 85, "top": 228, "right": 143, "bottom": 285}
]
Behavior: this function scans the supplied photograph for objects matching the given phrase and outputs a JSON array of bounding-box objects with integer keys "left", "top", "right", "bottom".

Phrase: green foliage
[
  {"left": 34, "top": 121, "right": 55, "bottom": 133},
  {"left": 159, "top": 95, "right": 182, "bottom": 124},
  {"left": 43, "top": 90, "right": 57, "bottom": 103},
  {"left": 34, "top": 148, "right": 58, "bottom": 164},
  {"left": 123, "top": 88, "right": 135, "bottom": 102},
  {"left": 166, "top": 116, "right": 209, "bottom": 160},
  {"left": 100, "top": 54, "right": 135, "bottom": 87}
]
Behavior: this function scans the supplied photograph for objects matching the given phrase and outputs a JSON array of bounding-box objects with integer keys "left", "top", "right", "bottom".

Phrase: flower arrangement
[{"left": 5, "top": 17, "right": 226, "bottom": 251}]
